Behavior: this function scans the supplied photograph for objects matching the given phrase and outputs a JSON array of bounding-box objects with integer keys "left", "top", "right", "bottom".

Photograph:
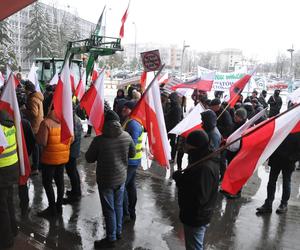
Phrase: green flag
[{"left": 94, "top": 6, "right": 106, "bottom": 36}]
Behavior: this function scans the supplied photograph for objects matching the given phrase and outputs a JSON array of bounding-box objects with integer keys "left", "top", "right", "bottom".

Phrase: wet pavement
[{"left": 9, "top": 134, "right": 300, "bottom": 250}]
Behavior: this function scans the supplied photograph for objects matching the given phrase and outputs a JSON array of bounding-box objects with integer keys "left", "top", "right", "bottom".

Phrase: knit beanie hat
[
  {"left": 234, "top": 108, "right": 247, "bottom": 120},
  {"left": 124, "top": 101, "right": 136, "bottom": 110},
  {"left": 105, "top": 110, "right": 120, "bottom": 122},
  {"left": 210, "top": 98, "right": 221, "bottom": 106},
  {"left": 186, "top": 130, "right": 209, "bottom": 149}
]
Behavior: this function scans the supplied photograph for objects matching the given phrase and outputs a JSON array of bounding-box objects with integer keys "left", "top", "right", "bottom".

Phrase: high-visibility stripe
[{"left": 0, "top": 125, "right": 18, "bottom": 168}]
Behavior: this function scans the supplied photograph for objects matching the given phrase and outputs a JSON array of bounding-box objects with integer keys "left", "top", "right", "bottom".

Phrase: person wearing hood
[
  {"left": 122, "top": 101, "right": 144, "bottom": 222},
  {"left": 268, "top": 89, "right": 282, "bottom": 117},
  {"left": 36, "top": 95, "right": 72, "bottom": 218},
  {"left": 166, "top": 92, "right": 183, "bottom": 161},
  {"left": 172, "top": 130, "right": 219, "bottom": 250},
  {"left": 86, "top": 110, "right": 135, "bottom": 249},
  {"left": 251, "top": 98, "right": 267, "bottom": 125},
  {"left": 258, "top": 90, "right": 268, "bottom": 109},
  {"left": 201, "top": 110, "right": 221, "bottom": 151},
  {"left": 242, "top": 102, "right": 255, "bottom": 120},
  {"left": 0, "top": 110, "right": 19, "bottom": 249},
  {"left": 24, "top": 80, "right": 44, "bottom": 174}
]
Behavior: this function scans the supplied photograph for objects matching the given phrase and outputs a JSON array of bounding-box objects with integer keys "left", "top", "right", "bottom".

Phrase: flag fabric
[
  {"left": 140, "top": 71, "right": 147, "bottom": 91},
  {"left": 221, "top": 104, "right": 300, "bottom": 195},
  {"left": 119, "top": 2, "right": 130, "bottom": 38},
  {"left": 228, "top": 73, "right": 253, "bottom": 108},
  {"left": 130, "top": 72, "right": 171, "bottom": 167},
  {"left": 169, "top": 103, "right": 205, "bottom": 136},
  {"left": 0, "top": 125, "right": 8, "bottom": 154},
  {"left": 0, "top": 73, "right": 31, "bottom": 185},
  {"left": 80, "top": 69, "right": 105, "bottom": 135},
  {"left": 75, "top": 70, "right": 87, "bottom": 101},
  {"left": 49, "top": 72, "right": 59, "bottom": 86},
  {"left": 94, "top": 5, "right": 106, "bottom": 36},
  {"left": 92, "top": 66, "right": 99, "bottom": 83},
  {"left": 0, "top": 72, "right": 4, "bottom": 87},
  {"left": 226, "top": 108, "right": 267, "bottom": 152},
  {"left": 53, "top": 60, "right": 74, "bottom": 144},
  {"left": 28, "top": 63, "right": 41, "bottom": 92},
  {"left": 287, "top": 87, "right": 300, "bottom": 104},
  {"left": 158, "top": 72, "right": 169, "bottom": 85},
  {"left": 171, "top": 72, "right": 215, "bottom": 92}
]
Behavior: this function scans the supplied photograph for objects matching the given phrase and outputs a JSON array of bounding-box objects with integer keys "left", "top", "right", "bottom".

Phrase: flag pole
[{"left": 180, "top": 102, "right": 300, "bottom": 173}]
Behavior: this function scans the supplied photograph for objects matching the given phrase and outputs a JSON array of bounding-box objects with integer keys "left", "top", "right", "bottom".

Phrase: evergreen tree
[
  {"left": 24, "top": 2, "right": 52, "bottom": 59},
  {"left": 58, "top": 13, "right": 72, "bottom": 57},
  {"left": 0, "top": 20, "right": 17, "bottom": 70},
  {"left": 45, "top": 11, "right": 60, "bottom": 57},
  {"left": 70, "top": 14, "right": 81, "bottom": 41}
]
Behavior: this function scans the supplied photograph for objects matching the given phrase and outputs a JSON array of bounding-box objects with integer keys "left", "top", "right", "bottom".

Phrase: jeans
[
  {"left": 184, "top": 224, "right": 208, "bottom": 250},
  {"left": 0, "top": 186, "right": 17, "bottom": 247},
  {"left": 32, "top": 144, "right": 41, "bottom": 170},
  {"left": 123, "top": 166, "right": 137, "bottom": 218},
  {"left": 18, "top": 184, "right": 29, "bottom": 211},
  {"left": 41, "top": 164, "right": 65, "bottom": 208},
  {"left": 98, "top": 184, "right": 125, "bottom": 241},
  {"left": 65, "top": 157, "right": 81, "bottom": 196},
  {"left": 266, "top": 163, "right": 294, "bottom": 206}
]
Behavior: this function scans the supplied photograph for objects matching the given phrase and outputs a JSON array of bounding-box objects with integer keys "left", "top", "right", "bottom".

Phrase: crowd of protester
[{"left": 1, "top": 71, "right": 299, "bottom": 250}]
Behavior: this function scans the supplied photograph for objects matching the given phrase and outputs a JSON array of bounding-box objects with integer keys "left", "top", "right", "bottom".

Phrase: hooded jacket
[
  {"left": 201, "top": 110, "right": 222, "bottom": 150},
  {"left": 25, "top": 91, "right": 44, "bottom": 134},
  {"left": 166, "top": 93, "right": 183, "bottom": 132},
  {"left": 268, "top": 92, "right": 282, "bottom": 117},
  {"left": 0, "top": 111, "right": 18, "bottom": 188},
  {"left": 85, "top": 120, "right": 136, "bottom": 188}
]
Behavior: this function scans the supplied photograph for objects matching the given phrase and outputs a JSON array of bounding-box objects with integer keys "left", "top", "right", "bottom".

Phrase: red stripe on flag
[
  {"left": 181, "top": 124, "right": 203, "bottom": 138},
  {"left": 228, "top": 74, "right": 252, "bottom": 108},
  {"left": 221, "top": 119, "right": 275, "bottom": 194}
]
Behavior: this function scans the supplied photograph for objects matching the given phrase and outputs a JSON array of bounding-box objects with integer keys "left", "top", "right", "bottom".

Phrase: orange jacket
[{"left": 36, "top": 111, "right": 71, "bottom": 165}]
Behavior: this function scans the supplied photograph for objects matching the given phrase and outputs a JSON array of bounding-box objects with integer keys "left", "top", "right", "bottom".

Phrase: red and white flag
[
  {"left": 228, "top": 72, "right": 253, "bottom": 108},
  {"left": 119, "top": 1, "right": 130, "bottom": 38},
  {"left": 140, "top": 71, "right": 147, "bottom": 91},
  {"left": 169, "top": 103, "right": 205, "bottom": 137},
  {"left": 49, "top": 72, "right": 59, "bottom": 86},
  {"left": 131, "top": 72, "right": 171, "bottom": 167},
  {"left": 158, "top": 72, "right": 169, "bottom": 85},
  {"left": 80, "top": 69, "right": 105, "bottom": 135},
  {"left": 221, "top": 104, "right": 300, "bottom": 195},
  {"left": 172, "top": 72, "right": 215, "bottom": 92},
  {"left": 0, "top": 72, "right": 4, "bottom": 87},
  {"left": 75, "top": 70, "right": 87, "bottom": 101},
  {"left": 0, "top": 125, "right": 8, "bottom": 154},
  {"left": 0, "top": 73, "right": 31, "bottom": 185},
  {"left": 28, "top": 63, "right": 41, "bottom": 92},
  {"left": 53, "top": 60, "right": 74, "bottom": 144}
]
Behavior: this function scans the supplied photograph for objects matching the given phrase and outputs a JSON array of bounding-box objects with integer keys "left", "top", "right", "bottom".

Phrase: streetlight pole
[
  {"left": 180, "top": 41, "right": 190, "bottom": 80},
  {"left": 287, "top": 45, "right": 295, "bottom": 92}
]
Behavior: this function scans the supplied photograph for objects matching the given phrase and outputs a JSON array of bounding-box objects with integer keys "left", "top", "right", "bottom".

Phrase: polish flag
[
  {"left": 158, "top": 72, "right": 169, "bottom": 85},
  {"left": 169, "top": 103, "right": 205, "bottom": 137},
  {"left": 75, "top": 70, "right": 87, "bottom": 101},
  {"left": 287, "top": 87, "right": 300, "bottom": 104},
  {"left": 0, "top": 125, "right": 8, "bottom": 154},
  {"left": 0, "top": 72, "right": 4, "bottom": 87},
  {"left": 130, "top": 72, "right": 171, "bottom": 167},
  {"left": 228, "top": 72, "right": 253, "bottom": 108},
  {"left": 0, "top": 73, "right": 31, "bottom": 185},
  {"left": 49, "top": 72, "right": 59, "bottom": 86},
  {"left": 80, "top": 69, "right": 105, "bottom": 135},
  {"left": 119, "top": 1, "right": 130, "bottom": 38},
  {"left": 70, "top": 72, "right": 76, "bottom": 93},
  {"left": 92, "top": 66, "right": 99, "bottom": 83},
  {"left": 172, "top": 72, "right": 215, "bottom": 92},
  {"left": 221, "top": 104, "right": 300, "bottom": 195},
  {"left": 53, "top": 60, "right": 74, "bottom": 144},
  {"left": 140, "top": 71, "right": 147, "bottom": 91},
  {"left": 28, "top": 63, "right": 41, "bottom": 92}
]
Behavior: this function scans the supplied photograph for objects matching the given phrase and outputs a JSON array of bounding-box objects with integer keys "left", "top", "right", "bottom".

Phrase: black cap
[
  {"left": 186, "top": 130, "right": 209, "bottom": 149},
  {"left": 209, "top": 98, "right": 221, "bottom": 106},
  {"left": 105, "top": 110, "right": 120, "bottom": 122},
  {"left": 24, "top": 80, "right": 36, "bottom": 92},
  {"left": 124, "top": 101, "right": 136, "bottom": 110}
]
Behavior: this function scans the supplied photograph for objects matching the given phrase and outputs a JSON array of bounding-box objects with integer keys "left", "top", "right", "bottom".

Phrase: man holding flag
[{"left": 0, "top": 110, "right": 19, "bottom": 249}]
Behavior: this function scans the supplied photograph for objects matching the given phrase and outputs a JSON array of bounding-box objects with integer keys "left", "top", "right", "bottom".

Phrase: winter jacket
[
  {"left": 214, "top": 108, "right": 233, "bottom": 138},
  {"left": 268, "top": 95, "right": 282, "bottom": 117},
  {"left": 36, "top": 111, "right": 71, "bottom": 165},
  {"left": 70, "top": 114, "right": 83, "bottom": 159},
  {"left": 258, "top": 94, "right": 268, "bottom": 109},
  {"left": 253, "top": 104, "right": 267, "bottom": 125},
  {"left": 201, "top": 110, "right": 222, "bottom": 150},
  {"left": 25, "top": 91, "right": 44, "bottom": 134},
  {"left": 269, "top": 132, "right": 300, "bottom": 170},
  {"left": 22, "top": 118, "right": 35, "bottom": 156},
  {"left": 85, "top": 120, "right": 136, "bottom": 188},
  {"left": 173, "top": 157, "right": 220, "bottom": 227},
  {"left": 0, "top": 111, "right": 18, "bottom": 188},
  {"left": 166, "top": 93, "right": 182, "bottom": 132}
]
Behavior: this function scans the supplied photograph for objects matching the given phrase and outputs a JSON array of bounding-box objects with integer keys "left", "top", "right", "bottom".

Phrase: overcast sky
[{"left": 42, "top": 0, "right": 300, "bottom": 62}]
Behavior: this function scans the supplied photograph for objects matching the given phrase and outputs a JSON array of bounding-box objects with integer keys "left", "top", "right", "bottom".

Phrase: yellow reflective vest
[
  {"left": 123, "top": 119, "right": 144, "bottom": 161},
  {"left": 0, "top": 125, "right": 18, "bottom": 168}
]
